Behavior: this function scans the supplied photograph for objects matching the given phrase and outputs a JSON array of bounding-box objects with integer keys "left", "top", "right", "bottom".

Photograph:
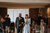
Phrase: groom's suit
[{"left": 15, "top": 17, "right": 24, "bottom": 33}]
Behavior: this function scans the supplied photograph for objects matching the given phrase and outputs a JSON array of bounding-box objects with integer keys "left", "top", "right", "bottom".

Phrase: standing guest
[
  {"left": 23, "top": 14, "right": 31, "bottom": 33},
  {"left": 1, "top": 17, "right": 6, "bottom": 33},
  {"left": 30, "top": 18, "right": 32, "bottom": 27},
  {"left": 0, "top": 16, "right": 3, "bottom": 33},
  {"left": 5, "top": 15, "right": 10, "bottom": 33},
  {"left": 36, "top": 13, "right": 42, "bottom": 30},
  {"left": 44, "top": 15, "right": 48, "bottom": 28},
  {"left": 15, "top": 13, "right": 24, "bottom": 33},
  {"left": 40, "top": 19, "right": 44, "bottom": 33},
  {"left": 48, "top": 19, "right": 50, "bottom": 28},
  {"left": 7, "top": 15, "right": 10, "bottom": 19},
  {"left": 37, "top": 13, "right": 42, "bottom": 25}
]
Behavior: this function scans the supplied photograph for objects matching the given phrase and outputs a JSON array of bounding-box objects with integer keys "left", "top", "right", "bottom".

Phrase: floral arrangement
[{"left": 25, "top": 20, "right": 29, "bottom": 24}]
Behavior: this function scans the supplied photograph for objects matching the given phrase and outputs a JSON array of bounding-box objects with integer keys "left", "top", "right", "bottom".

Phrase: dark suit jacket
[
  {"left": 15, "top": 17, "right": 24, "bottom": 28},
  {"left": 5, "top": 18, "right": 10, "bottom": 26},
  {"left": 44, "top": 18, "right": 48, "bottom": 25},
  {"left": 37, "top": 16, "right": 42, "bottom": 25}
]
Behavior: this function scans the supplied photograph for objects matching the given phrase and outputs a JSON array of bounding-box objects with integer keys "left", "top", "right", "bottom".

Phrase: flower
[{"left": 25, "top": 20, "right": 29, "bottom": 24}]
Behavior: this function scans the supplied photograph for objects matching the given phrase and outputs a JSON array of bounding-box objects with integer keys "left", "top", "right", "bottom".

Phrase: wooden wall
[
  {"left": 40, "top": 8, "right": 47, "bottom": 16},
  {"left": 45, "top": 4, "right": 50, "bottom": 23},
  {"left": 0, "top": 8, "right": 7, "bottom": 18},
  {"left": 29, "top": 8, "right": 39, "bottom": 18}
]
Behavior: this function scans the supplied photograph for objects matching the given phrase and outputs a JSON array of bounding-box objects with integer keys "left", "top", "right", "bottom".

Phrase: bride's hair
[{"left": 25, "top": 14, "right": 28, "bottom": 19}]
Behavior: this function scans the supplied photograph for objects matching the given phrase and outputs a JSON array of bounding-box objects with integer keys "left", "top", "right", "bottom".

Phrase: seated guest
[{"left": 1, "top": 17, "right": 6, "bottom": 33}]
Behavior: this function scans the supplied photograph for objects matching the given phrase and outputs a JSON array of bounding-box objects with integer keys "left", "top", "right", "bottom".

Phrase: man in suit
[
  {"left": 44, "top": 15, "right": 48, "bottom": 28},
  {"left": 15, "top": 13, "right": 24, "bottom": 33},
  {"left": 36, "top": 13, "right": 42, "bottom": 30},
  {"left": 37, "top": 13, "right": 42, "bottom": 25},
  {"left": 5, "top": 15, "right": 10, "bottom": 33}
]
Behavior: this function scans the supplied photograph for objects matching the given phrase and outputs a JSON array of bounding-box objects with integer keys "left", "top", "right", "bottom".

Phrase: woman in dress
[{"left": 23, "top": 14, "right": 31, "bottom": 33}]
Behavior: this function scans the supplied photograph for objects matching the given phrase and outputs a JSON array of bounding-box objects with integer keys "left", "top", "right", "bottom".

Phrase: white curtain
[{"left": 7, "top": 9, "right": 29, "bottom": 23}]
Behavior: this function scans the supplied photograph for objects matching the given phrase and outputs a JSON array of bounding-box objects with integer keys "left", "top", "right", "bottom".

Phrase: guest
[
  {"left": 0, "top": 16, "right": 3, "bottom": 33},
  {"left": 48, "top": 19, "right": 50, "bottom": 28},
  {"left": 23, "top": 14, "right": 31, "bottom": 33},
  {"left": 33, "top": 17, "right": 36, "bottom": 21},
  {"left": 5, "top": 15, "right": 10, "bottom": 33},
  {"left": 31, "top": 17, "right": 36, "bottom": 24},
  {"left": 44, "top": 15, "right": 48, "bottom": 28},
  {"left": 40, "top": 19, "right": 44, "bottom": 33},
  {"left": 1, "top": 17, "right": 6, "bottom": 33},
  {"left": 36, "top": 13, "right": 42, "bottom": 30},
  {"left": 33, "top": 17, "right": 37, "bottom": 25},
  {"left": 37, "top": 13, "right": 42, "bottom": 25},
  {"left": 15, "top": 13, "right": 24, "bottom": 33},
  {"left": 7, "top": 15, "right": 10, "bottom": 19}
]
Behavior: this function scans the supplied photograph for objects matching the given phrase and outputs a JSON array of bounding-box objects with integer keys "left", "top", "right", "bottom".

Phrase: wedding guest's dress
[{"left": 23, "top": 18, "right": 31, "bottom": 33}]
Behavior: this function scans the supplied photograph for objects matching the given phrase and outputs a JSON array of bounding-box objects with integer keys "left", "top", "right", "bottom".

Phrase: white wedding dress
[{"left": 23, "top": 18, "right": 31, "bottom": 33}]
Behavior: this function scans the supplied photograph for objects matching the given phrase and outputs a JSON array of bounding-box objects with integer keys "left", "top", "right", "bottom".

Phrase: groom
[{"left": 15, "top": 13, "right": 24, "bottom": 33}]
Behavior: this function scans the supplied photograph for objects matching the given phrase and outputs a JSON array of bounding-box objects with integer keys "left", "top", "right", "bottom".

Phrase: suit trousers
[
  {"left": 17, "top": 27, "right": 22, "bottom": 33},
  {"left": 6, "top": 26, "right": 10, "bottom": 33}
]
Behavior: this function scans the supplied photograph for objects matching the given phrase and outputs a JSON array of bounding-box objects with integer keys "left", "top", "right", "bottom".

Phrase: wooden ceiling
[{"left": 0, "top": 2, "right": 50, "bottom": 8}]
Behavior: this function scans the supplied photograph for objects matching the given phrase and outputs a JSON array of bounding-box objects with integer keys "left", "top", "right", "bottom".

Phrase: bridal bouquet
[{"left": 25, "top": 20, "right": 29, "bottom": 24}]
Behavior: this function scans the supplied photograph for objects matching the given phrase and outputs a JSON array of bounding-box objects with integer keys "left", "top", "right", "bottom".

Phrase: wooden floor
[
  {"left": 10, "top": 22, "right": 50, "bottom": 33},
  {"left": 10, "top": 28, "right": 50, "bottom": 33}
]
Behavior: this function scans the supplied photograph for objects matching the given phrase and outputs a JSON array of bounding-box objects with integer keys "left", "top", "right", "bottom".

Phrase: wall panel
[{"left": 0, "top": 8, "right": 7, "bottom": 18}]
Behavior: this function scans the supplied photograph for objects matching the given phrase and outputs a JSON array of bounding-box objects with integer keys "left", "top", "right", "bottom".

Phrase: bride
[{"left": 23, "top": 14, "right": 31, "bottom": 33}]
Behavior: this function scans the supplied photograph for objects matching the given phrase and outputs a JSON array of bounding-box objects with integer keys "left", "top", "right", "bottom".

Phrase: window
[{"left": 7, "top": 9, "right": 29, "bottom": 23}]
